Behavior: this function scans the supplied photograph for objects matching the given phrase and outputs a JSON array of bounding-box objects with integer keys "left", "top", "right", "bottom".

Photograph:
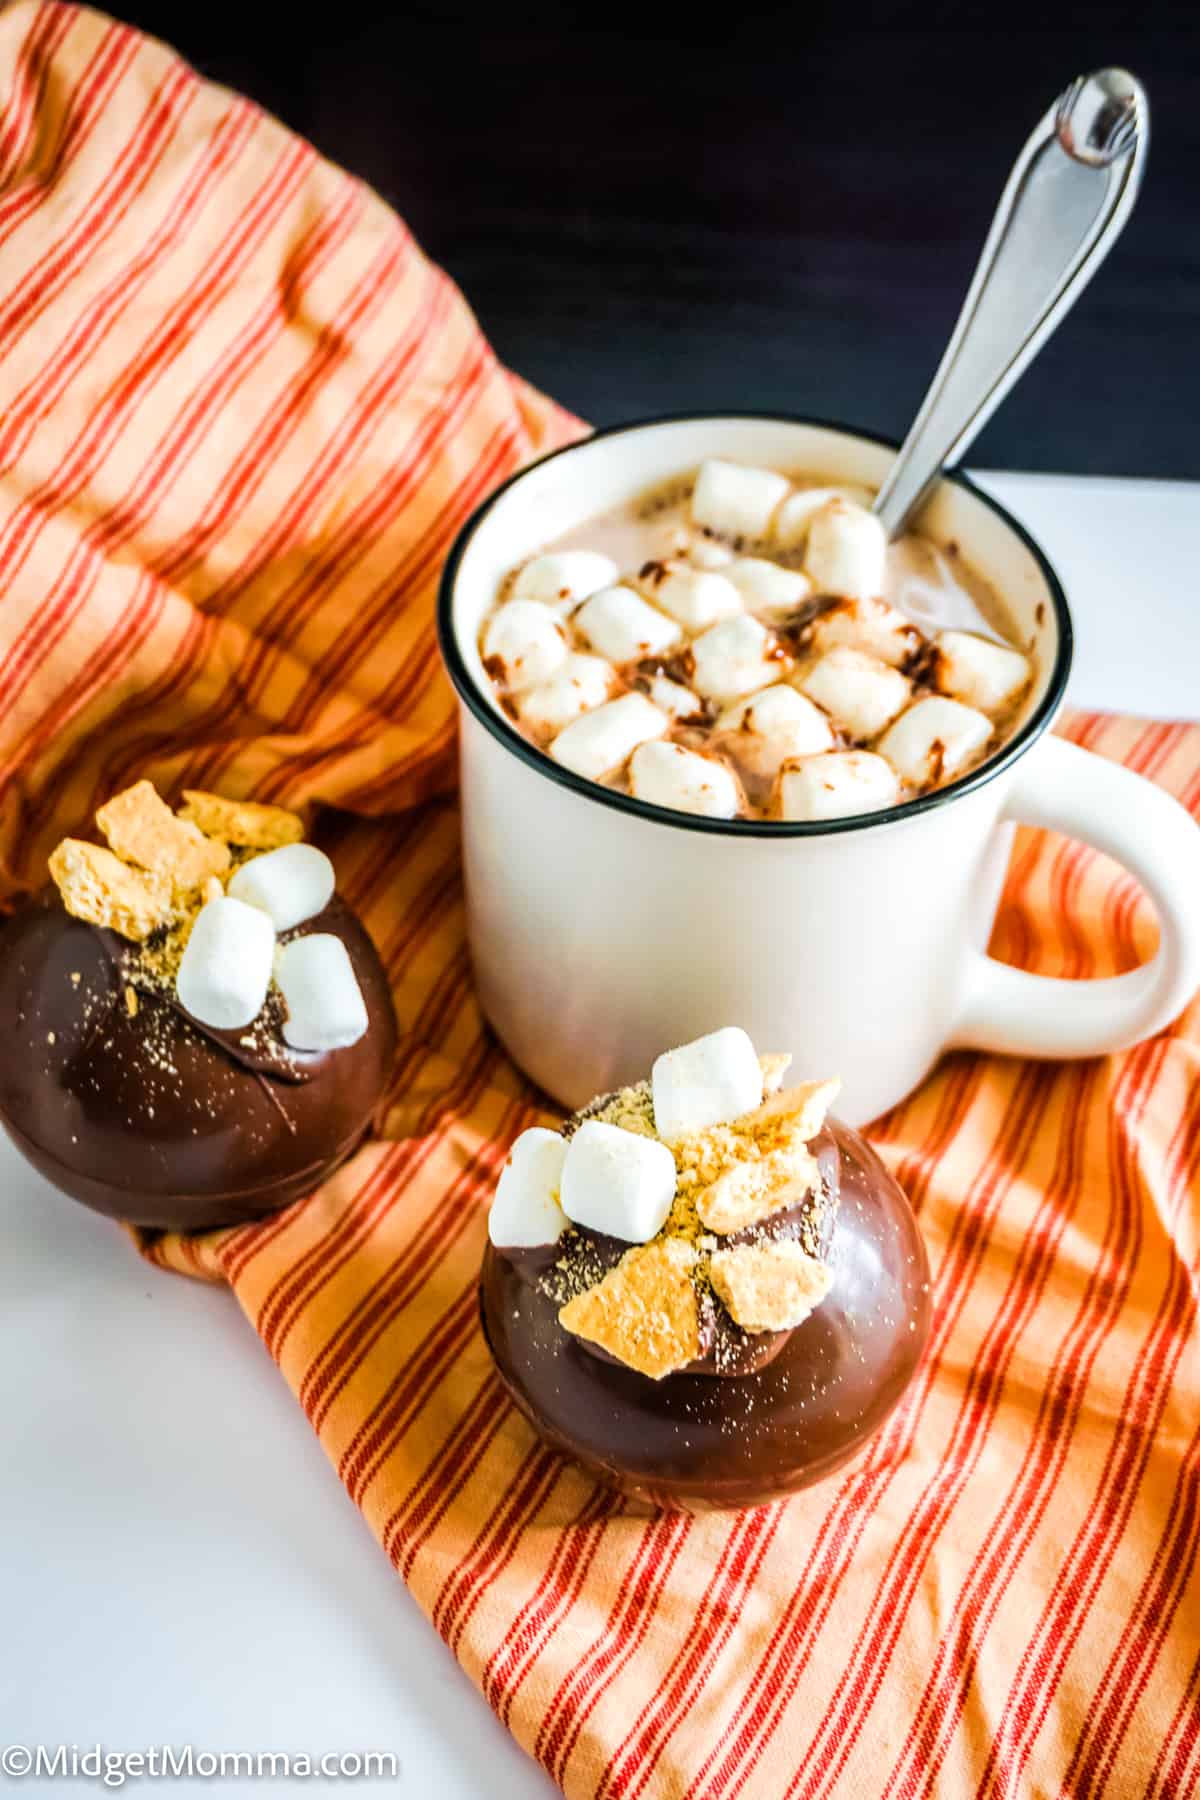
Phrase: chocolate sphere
[
  {"left": 481, "top": 1121, "right": 931, "bottom": 1510},
  {"left": 0, "top": 893, "right": 397, "bottom": 1232}
]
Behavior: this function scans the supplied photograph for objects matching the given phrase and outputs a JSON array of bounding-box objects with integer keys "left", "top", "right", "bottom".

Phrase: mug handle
[{"left": 952, "top": 732, "right": 1200, "bottom": 1058}]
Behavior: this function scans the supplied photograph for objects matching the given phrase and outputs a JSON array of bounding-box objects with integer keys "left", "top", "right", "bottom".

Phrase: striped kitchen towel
[{"left": 0, "top": 8, "right": 1196, "bottom": 1796}]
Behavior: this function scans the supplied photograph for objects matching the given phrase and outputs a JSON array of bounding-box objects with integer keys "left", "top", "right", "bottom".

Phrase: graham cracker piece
[
  {"left": 48, "top": 840, "right": 173, "bottom": 942},
  {"left": 179, "top": 789, "right": 304, "bottom": 850},
  {"left": 558, "top": 1236, "right": 700, "bottom": 1379},
  {"left": 709, "top": 1239, "right": 833, "bottom": 1333},
  {"left": 696, "top": 1143, "right": 819, "bottom": 1235},
  {"left": 734, "top": 1077, "right": 841, "bottom": 1142},
  {"left": 96, "top": 780, "right": 229, "bottom": 892},
  {"left": 760, "top": 1052, "right": 792, "bottom": 1096}
]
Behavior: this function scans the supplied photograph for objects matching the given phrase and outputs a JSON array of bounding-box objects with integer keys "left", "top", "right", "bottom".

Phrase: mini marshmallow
[
  {"left": 691, "top": 614, "right": 791, "bottom": 703},
  {"left": 176, "top": 895, "right": 275, "bottom": 1031},
  {"left": 771, "top": 486, "right": 851, "bottom": 550},
  {"left": 560, "top": 1119, "right": 676, "bottom": 1244},
  {"left": 775, "top": 751, "right": 901, "bottom": 822},
  {"left": 801, "top": 648, "right": 912, "bottom": 741},
  {"left": 717, "top": 683, "right": 833, "bottom": 779},
  {"left": 692, "top": 459, "right": 790, "bottom": 542},
  {"left": 877, "top": 696, "right": 993, "bottom": 785},
  {"left": 550, "top": 692, "right": 668, "bottom": 780},
  {"left": 512, "top": 550, "right": 619, "bottom": 612},
  {"left": 652, "top": 1026, "right": 763, "bottom": 1141},
  {"left": 228, "top": 842, "right": 336, "bottom": 933},
  {"left": 935, "top": 630, "right": 1031, "bottom": 713},
  {"left": 724, "top": 557, "right": 814, "bottom": 618},
  {"left": 575, "top": 585, "right": 681, "bottom": 663},
  {"left": 629, "top": 740, "right": 741, "bottom": 818},
  {"left": 810, "top": 597, "right": 922, "bottom": 669},
  {"left": 804, "top": 499, "right": 888, "bottom": 601},
  {"left": 651, "top": 566, "right": 743, "bottom": 630},
  {"left": 482, "top": 600, "right": 568, "bottom": 692},
  {"left": 488, "top": 1127, "right": 569, "bottom": 1248},
  {"left": 274, "top": 932, "right": 369, "bottom": 1051},
  {"left": 688, "top": 536, "right": 735, "bottom": 570},
  {"left": 515, "top": 653, "right": 615, "bottom": 736},
  {"left": 644, "top": 673, "right": 706, "bottom": 720}
]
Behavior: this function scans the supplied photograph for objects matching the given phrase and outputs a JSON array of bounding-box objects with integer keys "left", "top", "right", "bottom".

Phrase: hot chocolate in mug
[{"left": 438, "top": 415, "right": 1200, "bottom": 1125}]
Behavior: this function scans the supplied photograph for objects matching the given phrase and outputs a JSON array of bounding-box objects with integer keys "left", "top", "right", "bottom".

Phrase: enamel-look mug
[{"left": 438, "top": 415, "right": 1200, "bottom": 1125}]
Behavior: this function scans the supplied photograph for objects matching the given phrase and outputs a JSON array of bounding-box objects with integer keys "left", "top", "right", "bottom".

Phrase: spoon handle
[{"left": 873, "top": 69, "right": 1148, "bottom": 539}]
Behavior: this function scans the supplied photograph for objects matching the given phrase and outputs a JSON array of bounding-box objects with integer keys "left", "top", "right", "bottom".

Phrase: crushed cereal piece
[
  {"left": 178, "top": 789, "right": 304, "bottom": 851},
  {"left": 124, "top": 985, "right": 138, "bottom": 1018},
  {"left": 96, "top": 780, "right": 229, "bottom": 891},
  {"left": 49, "top": 839, "right": 173, "bottom": 941},
  {"left": 559, "top": 1236, "right": 700, "bottom": 1378},
  {"left": 709, "top": 1239, "right": 832, "bottom": 1332},
  {"left": 697, "top": 1143, "right": 819, "bottom": 1235}
]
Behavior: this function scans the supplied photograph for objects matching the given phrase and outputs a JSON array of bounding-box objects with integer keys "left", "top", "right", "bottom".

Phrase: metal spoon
[{"left": 872, "top": 68, "right": 1148, "bottom": 538}]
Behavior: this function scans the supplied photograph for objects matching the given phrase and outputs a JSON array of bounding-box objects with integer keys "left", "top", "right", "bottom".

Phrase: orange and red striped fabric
[{"left": 0, "top": 9, "right": 1196, "bottom": 1796}]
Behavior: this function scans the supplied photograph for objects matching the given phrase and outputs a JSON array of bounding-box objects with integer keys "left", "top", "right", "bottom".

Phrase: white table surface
[{"left": 1, "top": 472, "right": 1196, "bottom": 1797}]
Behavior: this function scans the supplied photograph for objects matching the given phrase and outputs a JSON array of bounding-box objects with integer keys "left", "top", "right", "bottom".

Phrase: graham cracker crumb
[
  {"left": 49, "top": 840, "right": 174, "bottom": 941},
  {"left": 179, "top": 790, "right": 304, "bottom": 850},
  {"left": 709, "top": 1240, "right": 833, "bottom": 1333},
  {"left": 576, "top": 1080, "right": 657, "bottom": 1138},
  {"left": 697, "top": 1143, "right": 819, "bottom": 1235},
  {"left": 125, "top": 914, "right": 195, "bottom": 991},
  {"left": 558, "top": 1236, "right": 700, "bottom": 1379},
  {"left": 96, "top": 780, "right": 229, "bottom": 892},
  {"left": 540, "top": 1227, "right": 614, "bottom": 1309}
]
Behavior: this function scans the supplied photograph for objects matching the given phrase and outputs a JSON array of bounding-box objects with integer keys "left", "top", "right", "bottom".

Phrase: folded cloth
[{"left": 1, "top": 10, "right": 1197, "bottom": 1798}]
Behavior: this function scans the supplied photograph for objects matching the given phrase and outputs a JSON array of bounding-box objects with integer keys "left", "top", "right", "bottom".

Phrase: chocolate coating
[
  {"left": 481, "top": 1121, "right": 931, "bottom": 1510},
  {"left": 0, "top": 892, "right": 397, "bottom": 1232}
]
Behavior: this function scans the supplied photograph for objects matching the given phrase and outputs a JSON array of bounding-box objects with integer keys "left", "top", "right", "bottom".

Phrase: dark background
[{"left": 116, "top": 3, "right": 1198, "bottom": 476}]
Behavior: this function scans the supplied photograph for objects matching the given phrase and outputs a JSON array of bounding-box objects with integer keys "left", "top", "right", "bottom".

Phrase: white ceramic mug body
[{"left": 439, "top": 415, "right": 1200, "bottom": 1125}]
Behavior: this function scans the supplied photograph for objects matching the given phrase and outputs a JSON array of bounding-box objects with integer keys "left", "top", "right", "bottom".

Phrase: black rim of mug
[{"left": 436, "top": 411, "right": 1075, "bottom": 840}]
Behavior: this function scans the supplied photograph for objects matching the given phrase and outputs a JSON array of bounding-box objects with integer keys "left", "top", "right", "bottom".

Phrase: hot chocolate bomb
[
  {"left": 482, "top": 1029, "right": 931, "bottom": 1510},
  {"left": 0, "top": 785, "right": 397, "bottom": 1232}
]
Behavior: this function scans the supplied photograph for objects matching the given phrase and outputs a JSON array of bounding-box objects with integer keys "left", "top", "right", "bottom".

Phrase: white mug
[{"left": 438, "top": 415, "right": 1200, "bottom": 1125}]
